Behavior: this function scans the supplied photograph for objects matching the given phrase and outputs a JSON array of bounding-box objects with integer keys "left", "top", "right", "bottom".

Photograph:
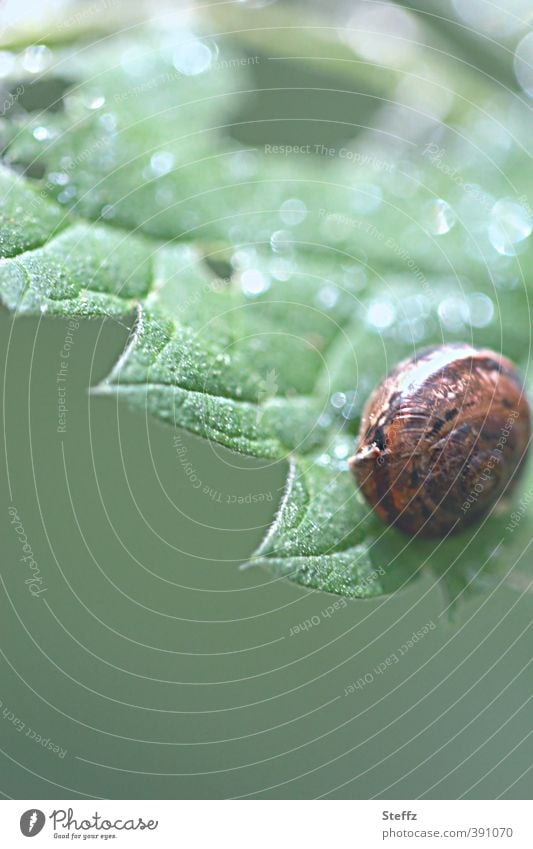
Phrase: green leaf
[
  {"left": 0, "top": 215, "right": 152, "bottom": 317},
  {"left": 1, "top": 28, "right": 532, "bottom": 603},
  {"left": 249, "top": 452, "right": 410, "bottom": 598},
  {"left": 95, "top": 304, "right": 288, "bottom": 459},
  {"left": 0, "top": 167, "right": 68, "bottom": 257}
]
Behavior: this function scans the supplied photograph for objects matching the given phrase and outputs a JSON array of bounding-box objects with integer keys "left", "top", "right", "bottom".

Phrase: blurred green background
[{"left": 1, "top": 0, "right": 532, "bottom": 800}]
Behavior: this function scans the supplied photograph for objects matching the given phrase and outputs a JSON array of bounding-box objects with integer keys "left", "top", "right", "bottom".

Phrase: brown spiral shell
[{"left": 349, "top": 344, "right": 531, "bottom": 538}]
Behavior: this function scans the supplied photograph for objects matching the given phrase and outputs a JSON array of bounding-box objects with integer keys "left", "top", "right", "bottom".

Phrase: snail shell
[{"left": 349, "top": 344, "right": 531, "bottom": 538}]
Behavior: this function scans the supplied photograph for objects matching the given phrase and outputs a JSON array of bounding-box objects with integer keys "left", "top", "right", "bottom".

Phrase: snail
[{"left": 349, "top": 344, "right": 531, "bottom": 538}]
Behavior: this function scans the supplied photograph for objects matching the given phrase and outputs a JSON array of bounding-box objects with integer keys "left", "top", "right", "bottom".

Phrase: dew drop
[
  {"left": 229, "top": 150, "right": 258, "bottom": 179},
  {"left": 155, "top": 186, "right": 174, "bottom": 207},
  {"left": 438, "top": 296, "right": 468, "bottom": 333},
  {"left": 315, "top": 285, "right": 339, "bottom": 310},
  {"left": 236, "top": 0, "right": 277, "bottom": 7},
  {"left": 395, "top": 316, "right": 428, "bottom": 343},
  {"left": 232, "top": 247, "right": 257, "bottom": 270},
  {"left": 173, "top": 38, "right": 212, "bottom": 76},
  {"left": 150, "top": 151, "right": 175, "bottom": 177},
  {"left": 270, "top": 229, "right": 293, "bottom": 253},
  {"left": 514, "top": 32, "right": 533, "bottom": 97},
  {"left": 48, "top": 172, "right": 70, "bottom": 186},
  {"left": 100, "top": 204, "right": 116, "bottom": 220},
  {"left": 466, "top": 292, "right": 494, "bottom": 328},
  {"left": 57, "top": 185, "right": 77, "bottom": 204},
  {"left": 279, "top": 198, "right": 307, "bottom": 226},
  {"left": 22, "top": 45, "right": 52, "bottom": 74},
  {"left": 454, "top": 0, "right": 531, "bottom": 38},
  {"left": 330, "top": 392, "right": 347, "bottom": 410},
  {"left": 351, "top": 183, "right": 382, "bottom": 215},
  {"left": 99, "top": 113, "right": 118, "bottom": 132},
  {"left": 88, "top": 95, "right": 106, "bottom": 110},
  {"left": 424, "top": 198, "right": 456, "bottom": 235},
  {"left": 334, "top": 440, "right": 351, "bottom": 460},
  {"left": 32, "top": 126, "right": 53, "bottom": 141},
  {"left": 240, "top": 269, "right": 270, "bottom": 296},
  {"left": 0, "top": 51, "right": 15, "bottom": 78},
  {"left": 366, "top": 299, "right": 396, "bottom": 329},
  {"left": 488, "top": 198, "right": 532, "bottom": 256}
]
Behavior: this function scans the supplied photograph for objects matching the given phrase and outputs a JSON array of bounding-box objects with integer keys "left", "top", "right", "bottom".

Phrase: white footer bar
[{"left": 1, "top": 799, "right": 532, "bottom": 848}]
